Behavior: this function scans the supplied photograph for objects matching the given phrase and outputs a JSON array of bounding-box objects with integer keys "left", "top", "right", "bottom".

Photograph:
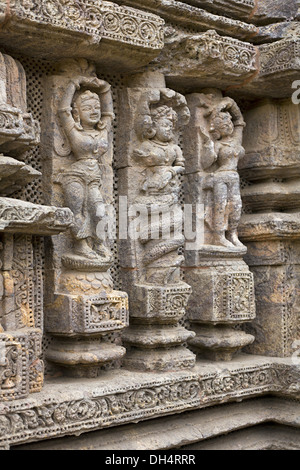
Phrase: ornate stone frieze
[
  {"left": 153, "top": 30, "right": 257, "bottom": 89},
  {"left": 239, "top": 38, "right": 300, "bottom": 99},
  {"left": 259, "top": 39, "right": 300, "bottom": 78},
  {"left": 0, "top": 358, "right": 298, "bottom": 448},
  {"left": 0, "top": 1, "right": 164, "bottom": 69},
  {"left": 0, "top": 0, "right": 164, "bottom": 49}
]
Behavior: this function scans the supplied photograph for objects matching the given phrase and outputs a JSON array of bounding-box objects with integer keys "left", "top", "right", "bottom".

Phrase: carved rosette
[
  {"left": 117, "top": 71, "right": 196, "bottom": 371},
  {"left": 182, "top": 91, "right": 256, "bottom": 361},
  {"left": 43, "top": 58, "right": 129, "bottom": 377}
]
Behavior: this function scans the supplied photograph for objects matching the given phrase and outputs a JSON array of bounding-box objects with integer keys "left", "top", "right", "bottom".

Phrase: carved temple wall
[{"left": 0, "top": 0, "right": 299, "bottom": 451}]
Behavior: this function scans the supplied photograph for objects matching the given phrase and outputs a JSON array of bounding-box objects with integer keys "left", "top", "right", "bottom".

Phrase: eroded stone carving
[
  {"left": 0, "top": 0, "right": 165, "bottom": 70},
  {"left": 183, "top": 90, "right": 255, "bottom": 361},
  {"left": 56, "top": 67, "right": 114, "bottom": 268},
  {"left": 43, "top": 58, "right": 129, "bottom": 377},
  {"left": 156, "top": 30, "right": 257, "bottom": 86},
  {"left": 0, "top": 52, "right": 71, "bottom": 401},
  {"left": 117, "top": 71, "right": 195, "bottom": 371}
]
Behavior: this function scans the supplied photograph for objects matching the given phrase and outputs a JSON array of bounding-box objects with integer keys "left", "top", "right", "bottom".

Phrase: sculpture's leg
[
  {"left": 213, "top": 179, "right": 234, "bottom": 248},
  {"left": 226, "top": 179, "right": 245, "bottom": 248},
  {"left": 88, "top": 183, "right": 112, "bottom": 259},
  {"left": 63, "top": 178, "right": 94, "bottom": 258}
]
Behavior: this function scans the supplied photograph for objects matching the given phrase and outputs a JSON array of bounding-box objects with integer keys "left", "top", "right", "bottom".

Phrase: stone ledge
[
  {"left": 12, "top": 397, "right": 300, "bottom": 450},
  {"left": 178, "top": 0, "right": 298, "bottom": 25},
  {"left": 239, "top": 213, "right": 300, "bottom": 242},
  {"left": 0, "top": 198, "right": 73, "bottom": 235},
  {"left": 115, "top": 0, "right": 257, "bottom": 40},
  {"left": 0, "top": 0, "right": 165, "bottom": 70},
  {"left": 0, "top": 355, "right": 299, "bottom": 448},
  {"left": 156, "top": 34, "right": 300, "bottom": 99}
]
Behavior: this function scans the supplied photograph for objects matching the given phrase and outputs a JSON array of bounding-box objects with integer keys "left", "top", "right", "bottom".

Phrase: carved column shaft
[
  {"left": 183, "top": 90, "right": 256, "bottom": 361},
  {"left": 0, "top": 53, "right": 45, "bottom": 400},
  {"left": 42, "top": 59, "right": 129, "bottom": 378},
  {"left": 116, "top": 71, "right": 196, "bottom": 371}
]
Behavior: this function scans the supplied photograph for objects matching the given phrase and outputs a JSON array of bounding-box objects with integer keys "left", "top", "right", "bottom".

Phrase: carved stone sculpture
[
  {"left": 117, "top": 71, "right": 196, "bottom": 371},
  {"left": 43, "top": 59, "right": 129, "bottom": 378},
  {"left": 197, "top": 90, "right": 246, "bottom": 248},
  {"left": 56, "top": 71, "right": 114, "bottom": 268},
  {"left": 183, "top": 90, "right": 256, "bottom": 361}
]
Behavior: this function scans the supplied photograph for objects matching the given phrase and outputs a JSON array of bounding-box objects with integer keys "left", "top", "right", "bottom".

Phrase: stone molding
[
  {"left": 0, "top": 198, "right": 73, "bottom": 235},
  {"left": 0, "top": 0, "right": 164, "bottom": 63},
  {"left": 0, "top": 356, "right": 299, "bottom": 448}
]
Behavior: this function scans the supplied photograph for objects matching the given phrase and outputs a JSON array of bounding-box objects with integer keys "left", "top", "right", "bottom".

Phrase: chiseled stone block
[{"left": 0, "top": 330, "right": 29, "bottom": 401}]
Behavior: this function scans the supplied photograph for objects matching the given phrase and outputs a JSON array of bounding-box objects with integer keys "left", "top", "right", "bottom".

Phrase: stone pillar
[
  {"left": 43, "top": 59, "right": 129, "bottom": 378},
  {"left": 0, "top": 52, "right": 63, "bottom": 399},
  {"left": 183, "top": 91, "right": 256, "bottom": 361},
  {"left": 239, "top": 98, "right": 300, "bottom": 357},
  {"left": 116, "top": 71, "right": 196, "bottom": 371}
]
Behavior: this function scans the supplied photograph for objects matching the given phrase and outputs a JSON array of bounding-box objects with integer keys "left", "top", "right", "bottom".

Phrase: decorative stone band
[
  {"left": 0, "top": 0, "right": 165, "bottom": 50},
  {"left": 0, "top": 328, "right": 43, "bottom": 402},
  {"left": 0, "top": 198, "right": 74, "bottom": 235},
  {"left": 259, "top": 38, "right": 300, "bottom": 77},
  {"left": 0, "top": 357, "right": 299, "bottom": 448},
  {"left": 118, "top": 0, "right": 257, "bottom": 41},
  {"left": 183, "top": 30, "right": 257, "bottom": 74}
]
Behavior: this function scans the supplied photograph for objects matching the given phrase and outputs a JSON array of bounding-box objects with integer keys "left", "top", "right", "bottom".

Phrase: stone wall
[{"left": 0, "top": 0, "right": 299, "bottom": 451}]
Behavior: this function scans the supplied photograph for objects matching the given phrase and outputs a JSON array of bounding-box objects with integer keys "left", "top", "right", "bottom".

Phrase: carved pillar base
[
  {"left": 46, "top": 284, "right": 129, "bottom": 378},
  {"left": 121, "top": 282, "right": 196, "bottom": 371},
  {"left": 46, "top": 337, "right": 126, "bottom": 378},
  {"left": 123, "top": 346, "right": 196, "bottom": 372},
  {"left": 185, "top": 249, "right": 256, "bottom": 361},
  {"left": 188, "top": 325, "right": 254, "bottom": 362}
]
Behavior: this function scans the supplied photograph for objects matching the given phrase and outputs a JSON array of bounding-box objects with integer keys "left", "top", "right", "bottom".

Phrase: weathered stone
[
  {"left": 238, "top": 97, "right": 300, "bottom": 358},
  {"left": 116, "top": 71, "right": 195, "bottom": 371},
  {"left": 42, "top": 58, "right": 129, "bottom": 377},
  {"left": 182, "top": 90, "right": 256, "bottom": 360},
  {"left": 0, "top": 0, "right": 165, "bottom": 70},
  {"left": 0, "top": 356, "right": 298, "bottom": 449},
  {"left": 179, "top": 0, "right": 299, "bottom": 24},
  {"left": 11, "top": 397, "right": 300, "bottom": 450},
  {"left": 0, "top": 0, "right": 298, "bottom": 452}
]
